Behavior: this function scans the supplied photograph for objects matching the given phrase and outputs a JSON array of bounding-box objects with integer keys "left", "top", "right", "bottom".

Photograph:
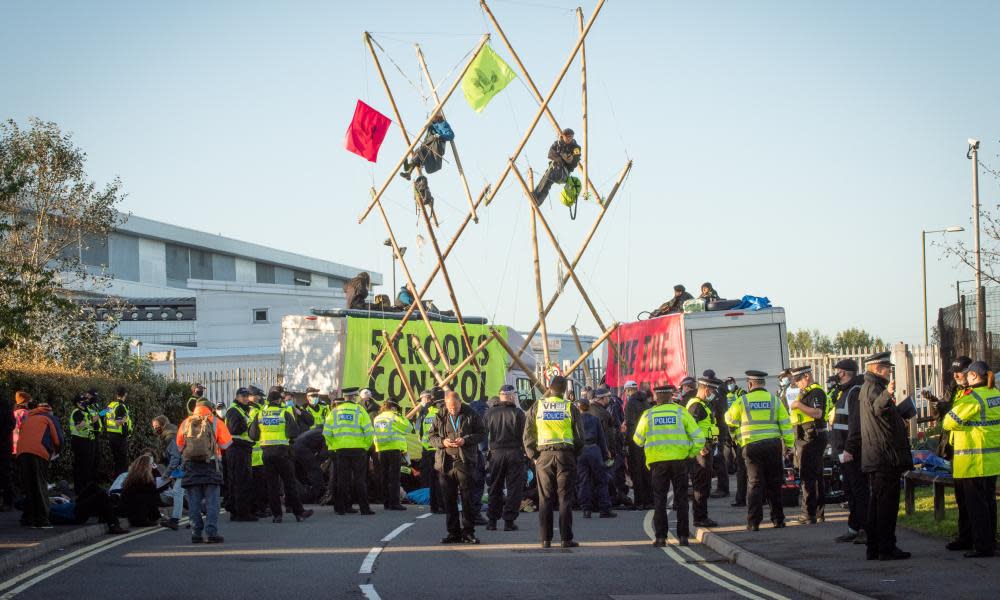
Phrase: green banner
[
  {"left": 461, "top": 44, "right": 517, "bottom": 113},
  {"left": 343, "top": 316, "right": 509, "bottom": 407}
]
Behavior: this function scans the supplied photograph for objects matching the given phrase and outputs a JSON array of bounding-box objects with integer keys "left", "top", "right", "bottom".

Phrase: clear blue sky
[{"left": 5, "top": 0, "right": 999, "bottom": 345}]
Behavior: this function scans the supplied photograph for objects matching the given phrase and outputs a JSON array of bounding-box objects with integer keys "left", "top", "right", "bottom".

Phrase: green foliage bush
[{"left": 1, "top": 354, "right": 190, "bottom": 483}]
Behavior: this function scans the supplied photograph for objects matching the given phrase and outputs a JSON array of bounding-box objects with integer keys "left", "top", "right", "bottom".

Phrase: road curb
[
  {"left": 0, "top": 524, "right": 107, "bottom": 578},
  {"left": 694, "top": 527, "right": 873, "bottom": 600}
]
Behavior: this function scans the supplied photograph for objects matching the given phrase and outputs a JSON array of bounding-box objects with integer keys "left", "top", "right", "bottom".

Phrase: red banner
[{"left": 605, "top": 314, "right": 688, "bottom": 388}]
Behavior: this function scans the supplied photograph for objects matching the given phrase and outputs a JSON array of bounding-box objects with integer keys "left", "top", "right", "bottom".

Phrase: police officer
[
  {"left": 304, "top": 388, "right": 328, "bottom": 430},
  {"left": 105, "top": 386, "right": 132, "bottom": 476},
  {"left": 532, "top": 128, "right": 581, "bottom": 205},
  {"left": 187, "top": 383, "right": 206, "bottom": 415},
  {"left": 224, "top": 388, "right": 257, "bottom": 521},
  {"left": 724, "top": 377, "right": 748, "bottom": 507},
  {"left": 575, "top": 394, "right": 614, "bottom": 519},
  {"left": 484, "top": 384, "right": 527, "bottom": 531},
  {"left": 829, "top": 360, "right": 868, "bottom": 544},
  {"left": 942, "top": 360, "right": 1000, "bottom": 558},
  {"left": 687, "top": 376, "right": 721, "bottom": 527},
  {"left": 633, "top": 384, "right": 704, "bottom": 547},
  {"left": 412, "top": 389, "right": 444, "bottom": 513},
  {"left": 69, "top": 393, "right": 100, "bottom": 494},
  {"left": 623, "top": 381, "right": 652, "bottom": 509},
  {"left": 859, "top": 351, "right": 911, "bottom": 561},
  {"left": 725, "top": 371, "right": 794, "bottom": 531},
  {"left": 523, "top": 376, "right": 585, "bottom": 548},
  {"left": 373, "top": 399, "right": 412, "bottom": 511},
  {"left": 324, "top": 387, "right": 374, "bottom": 515},
  {"left": 703, "top": 370, "right": 731, "bottom": 499},
  {"left": 249, "top": 387, "right": 314, "bottom": 523},
  {"left": 247, "top": 386, "right": 269, "bottom": 517},
  {"left": 788, "top": 366, "right": 830, "bottom": 524}
]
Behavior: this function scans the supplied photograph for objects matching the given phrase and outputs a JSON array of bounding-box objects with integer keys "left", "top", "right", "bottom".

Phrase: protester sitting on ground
[
  {"left": 72, "top": 482, "right": 129, "bottom": 534},
  {"left": 121, "top": 454, "right": 171, "bottom": 527},
  {"left": 699, "top": 282, "right": 720, "bottom": 301},
  {"left": 151, "top": 415, "right": 184, "bottom": 530},
  {"left": 650, "top": 285, "right": 694, "bottom": 317},
  {"left": 14, "top": 394, "right": 63, "bottom": 529}
]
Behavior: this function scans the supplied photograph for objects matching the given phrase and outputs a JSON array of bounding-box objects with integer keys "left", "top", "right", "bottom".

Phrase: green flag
[{"left": 461, "top": 45, "right": 517, "bottom": 113}]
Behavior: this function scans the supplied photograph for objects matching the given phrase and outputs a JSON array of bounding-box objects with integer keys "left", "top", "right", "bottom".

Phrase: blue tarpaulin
[{"left": 732, "top": 295, "right": 772, "bottom": 311}]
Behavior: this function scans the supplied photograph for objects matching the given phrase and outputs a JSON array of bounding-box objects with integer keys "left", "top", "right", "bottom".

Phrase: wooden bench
[{"left": 903, "top": 470, "right": 954, "bottom": 521}]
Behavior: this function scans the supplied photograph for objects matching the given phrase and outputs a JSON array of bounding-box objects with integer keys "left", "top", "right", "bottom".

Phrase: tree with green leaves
[
  {"left": 832, "top": 327, "right": 885, "bottom": 351},
  {"left": 788, "top": 327, "right": 885, "bottom": 355}
]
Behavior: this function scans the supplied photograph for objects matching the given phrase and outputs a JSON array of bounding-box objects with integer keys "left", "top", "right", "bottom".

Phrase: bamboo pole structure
[
  {"left": 482, "top": 0, "right": 604, "bottom": 207},
  {"left": 563, "top": 323, "right": 618, "bottom": 379},
  {"left": 382, "top": 329, "right": 418, "bottom": 407},
  {"left": 516, "top": 160, "right": 631, "bottom": 357},
  {"left": 577, "top": 8, "right": 588, "bottom": 201},
  {"left": 366, "top": 184, "right": 491, "bottom": 378},
  {"left": 490, "top": 328, "right": 545, "bottom": 393},
  {"left": 530, "top": 207, "right": 551, "bottom": 367},
  {"left": 510, "top": 161, "right": 618, "bottom": 357},
  {"left": 373, "top": 193, "right": 453, "bottom": 372},
  {"left": 416, "top": 200, "right": 480, "bottom": 373},
  {"left": 363, "top": 33, "right": 440, "bottom": 227},
  {"left": 409, "top": 336, "right": 447, "bottom": 387},
  {"left": 359, "top": 34, "right": 489, "bottom": 224},
  {"left": 438, "top": 336, "right": 494, "bottom": 388},
  {"left": 480, "top": 0, "right": 601, "bottom": 202},
  {"left": 414, "top": 44, "right": 479, "bottom": 224},
  {"left": 570, "top": 324, "right": 594, "bottom": 388}
]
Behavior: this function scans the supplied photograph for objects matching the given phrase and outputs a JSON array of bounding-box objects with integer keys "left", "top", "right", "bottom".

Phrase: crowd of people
[{"left": 1, "top": 351, "right": 996, "bottom": 558}]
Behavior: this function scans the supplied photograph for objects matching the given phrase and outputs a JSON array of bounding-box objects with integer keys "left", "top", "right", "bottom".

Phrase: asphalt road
[{"left": 0, "top": 505, "right": 805, "bottom": 600}]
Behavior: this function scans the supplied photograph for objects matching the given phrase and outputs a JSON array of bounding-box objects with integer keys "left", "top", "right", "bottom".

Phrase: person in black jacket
[
  {"left": 292, "top": 427, "right": 330, "bottom": 504},
  {"left": 623, "top": 383, "right": 652, "bottom": 509},
  {"left": 703, "top": 369, "right": 731, "bottom": 498},
  {"left": 859, "top": 352, "right": 912, "bottom": 561},
  {"left": 523, "top": 376, "right": 586, "bottom": 548},
  {"left": 121, "top": 454, "right": 169, "bottom": 527},
  {"left": 224, "top": 388, "right": 257, "bottom": 521},
  {"left": 829, "top": 360, "right": 867, "bottom": 544},
  {"left": 0, "top": 391, "right": 16, "bottom": 511},
  {"left": 430, "top": 391, "right": 485, "bottom": 544},
  {"left": 532, "top": 128, "right": 581, "bottom": 205},
  {"left": 924, "top": 355, "right": 971, "bottom": 460},
  {"left": 789, "top": 366, "right": 828, "bottom": 524},
  {"left": 484, "top": 385, "right": 526, "bottom": 531}
]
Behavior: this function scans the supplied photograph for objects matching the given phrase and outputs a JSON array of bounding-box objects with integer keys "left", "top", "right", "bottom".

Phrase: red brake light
[{"left": 723, "top": 312, "right": 745, "bottom": 317}]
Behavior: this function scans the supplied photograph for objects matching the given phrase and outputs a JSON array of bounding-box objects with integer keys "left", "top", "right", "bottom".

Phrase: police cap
[
  {"left": 697, "top": 376, "right": 722, "bottom": 389},
  {"left": 950, "top": 356, "right": 972, "bottom": 373},
  {"left": 595, "top": 387, "right": 611, "bottom": 398},
  {"left": 679, "top": 376, "right": 696, "bottom": 387},
  {"left": 653, "top": 383, "right": 677, "bottom": 394},
  {"left": 499, "top": 384, "right": 516, "bottom": 394},
  {"left": 341, "top": 386, "right": 360, "bottom": 396},
  {"left": 863, "top": 351, "right": 892, "bottom": 367},
  {"left": 745, "top": 370, "right": 768, "bottom": 379},
  {"left": 790, "top": 366, "right": 812, "bottom": 379},
  {"left": 431, "top": 387, "right": 445, "bottom": 401},
  {"left": 964, "top": 360, "right": 989, "bottom": 377}
]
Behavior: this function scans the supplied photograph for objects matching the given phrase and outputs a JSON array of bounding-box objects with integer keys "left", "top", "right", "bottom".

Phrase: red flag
[{"left": 344, "top": 100, "right": 391, "bottom": 162}]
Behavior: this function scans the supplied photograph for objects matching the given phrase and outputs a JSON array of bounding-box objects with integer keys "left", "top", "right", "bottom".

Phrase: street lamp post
[
  {"left": 968, "top": 139, "right": 986, "bottom": 355},
  {"left": 922, "top": 226, "right": 964, "bottom": 345},
  {"left": 383, "top": 239, "right": 406, "bottom": 296}
]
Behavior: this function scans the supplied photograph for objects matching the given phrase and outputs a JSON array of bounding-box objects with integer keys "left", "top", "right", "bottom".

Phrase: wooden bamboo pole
[
  {"left": 530, "top": 207, "right": 551, "bottom": 367},
  {"left": 414, "top": 44, "right": 479, "bottom": 224},
  {"left": 409, "top": 335, "right": 447, "bottom": 386},
  {"left": 359, "top": 34, "right": 489, "bottom": 224},
  {"left": 510, "top": 161, "right": 612, "bottom": 343},
  {"left": 577, "top": 8, "right": 588, "bottom": 201},
  {"left": 563, "top": 323, "right": 619, "bottom": 379},
  {"left": 364, "top": 33, "right": 440, "bottom": 227},
  {"left": 417, "top": 199, "right": 481, "bottom": 374},
  {"left": 373, "top": 192, "right": 453, "bottom": 372},
  {"left": 366, "top": 184, "right": 491, "bottom": 378},
  {"left": 482, "top": 0, "right": 604, "bottom": 207},
  {"left": 490, "top": 328, "right": 545, "bottom": 393},
  {"left": 382, "top": 329, "right": 418, "bottom": 407},
  {"left": 438, "top": 335, "right": 494, "bottom": 388},
  {"left": 570, "top": 324, "right": 594, "bottom": 388},
  {"left": 479, "top": 0, "right": 601, "bottom": 202},
  {"left": 514, "top": 160, "right": 631, "bottom": 357}
]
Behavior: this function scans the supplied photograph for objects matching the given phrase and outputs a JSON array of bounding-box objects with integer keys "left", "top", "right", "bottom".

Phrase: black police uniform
[
  {"left": 793, "top": 379, "right": 828, "bottom": 522},
  {"left": 224, "top": 401, "right": 257, "bottom": 520},
  {"left": 484, "top": 399, "right": 527, "bottom": 527},
  {"left": 249, "top": 401, "right": 309, "bottom": 521},
  {"left": 830, "top": 373, "right": 867, "bottom": 534}
]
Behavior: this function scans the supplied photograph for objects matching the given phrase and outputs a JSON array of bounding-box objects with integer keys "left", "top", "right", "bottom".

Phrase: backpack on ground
[{"left": 182, "top": 414, "right": 216, "bottom": 462}]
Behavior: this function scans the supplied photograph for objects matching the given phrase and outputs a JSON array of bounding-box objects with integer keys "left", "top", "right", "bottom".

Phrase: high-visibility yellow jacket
[
  {"left": 725, "top": 388, "right": 793, "bottom": 447},
  {"left": 633, "top": 402, "right": 704, "bottom": 467},
  {"left": 943, "top": 386, "right": 1000, "bottom": 478}
]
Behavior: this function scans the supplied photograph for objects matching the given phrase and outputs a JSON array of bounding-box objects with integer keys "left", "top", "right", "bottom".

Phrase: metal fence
[
  {"left": 790, "top": 343, "right": 944, "bottom": 428},
  {"left": 937, "top": 294, "right": 1000, "bottom": 369},
  {"left": 150, "top": 353, "right": 282, "bottom": 406}
]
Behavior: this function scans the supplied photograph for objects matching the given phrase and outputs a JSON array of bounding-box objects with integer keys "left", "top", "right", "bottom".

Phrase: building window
[
  {"left": 190, "top": 249, "right": 213, "bottom": 280},
  {"left": 293, "top": 270, "right": 311, "bottom": 286},
  {"left": 165, "top": 243, "right": 190, "bottom": 288},
  {"left": 256, "top": 262, "right": 275, "bottom": 284},
  {"left": 109, "top": 233, "right": 140, "bottom": 281},
  {"left": 212, "top": 254, "right": 236, "bottom": 281},
  {"left": 80, "top": 234, "right": 109, "bottom": 269},
  {"left": 252, "top": 308, "right": 269, "bottom": 324}
]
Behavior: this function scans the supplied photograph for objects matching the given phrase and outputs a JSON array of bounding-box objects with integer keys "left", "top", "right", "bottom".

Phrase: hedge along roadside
[{"left": 0, "top": 353, "right": 191, "bottom": 484}]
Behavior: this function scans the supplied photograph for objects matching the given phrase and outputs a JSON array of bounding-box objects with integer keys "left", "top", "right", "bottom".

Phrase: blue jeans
[{"left": 186, "top": 484, "right": 220, "bottom": 537}]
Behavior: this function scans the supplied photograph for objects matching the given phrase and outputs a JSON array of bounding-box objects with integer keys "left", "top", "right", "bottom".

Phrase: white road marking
[
  {"left": 0, "top": 517, "right": 192, "bottom": 595},
  {"left": 359, "top": 547, "right": 383, "bottom": 574},
  {"left": 416, "top": 512, "right": 433, "bottom": 519},
  {"left": 359, "top": 584, "right": 381, "bottom": 600},
  {"left": 381, "top": 522, "right": 413, "bottom": 542},
  {"left": 643, "top": 510, "right": 785, "bottom": 600}
]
